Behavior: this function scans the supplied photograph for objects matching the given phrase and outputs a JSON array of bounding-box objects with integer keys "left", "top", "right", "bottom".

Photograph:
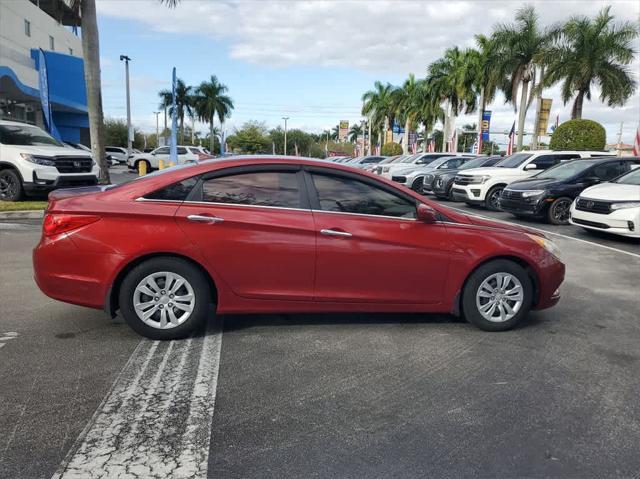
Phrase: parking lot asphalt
[{"left": 1, "top": 186, "right": 639, "bottom": 478}]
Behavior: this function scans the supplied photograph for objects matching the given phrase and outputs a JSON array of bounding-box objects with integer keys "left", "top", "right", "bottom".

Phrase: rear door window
[
  {"left": 201, "top": 171, "right": 302, "bottom": 209},
  {"left": 593, "top": 161, "right": 629, "bottom": 180}
]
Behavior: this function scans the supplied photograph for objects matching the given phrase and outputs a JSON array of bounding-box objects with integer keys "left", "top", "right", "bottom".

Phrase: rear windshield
[
  {"left": 0, "top": 124, "right": 62, "bottom": 146},
  {"left": 496, "top": 153, "right": 532, "bottom": 168}
]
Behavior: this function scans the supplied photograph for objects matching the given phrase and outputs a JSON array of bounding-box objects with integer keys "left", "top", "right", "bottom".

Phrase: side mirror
[
  {"left": 151, "top": 152, "right": 156, "bottom": 155},
  {"left": 417, "top": 204, "right": 438, "bottom": 224},
  {"left": 524, "top": 163, "right": 538, "bottom": 171},
  {"left": 584, "top": 176, "right": 601, "bottom": 185},
  {"left": 415, "top": 159, "right": 425, "bottom": 164}
]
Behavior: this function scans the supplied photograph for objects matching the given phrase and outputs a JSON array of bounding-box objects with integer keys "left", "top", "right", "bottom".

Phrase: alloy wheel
[
  {"left": 0, "top": 174, "right": 18, "bottom": 201},
  {"left": 475, "top": 272, "right": 524, "bottom": 323},
  {"left": 551, "top": 199, "right": 572, "bottom": 224},
  {"left": 488, "top": 189, "right": 502, "bottom": 211},
  {"left": 133, "top": 271, "right": 196, "bottom": 329}
]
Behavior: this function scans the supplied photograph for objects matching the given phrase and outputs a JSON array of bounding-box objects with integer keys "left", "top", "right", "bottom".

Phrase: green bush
[
  {"left": 549, "top": 119, "right": 606, "bottom": 151},
  {"left": 381, "top": 142, "right": 403, "bottom": 156}
]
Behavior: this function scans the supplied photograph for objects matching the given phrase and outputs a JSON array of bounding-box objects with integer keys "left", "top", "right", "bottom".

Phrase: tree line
[{"left": 361, "top": 5, "right": 638, "bottom": 154}]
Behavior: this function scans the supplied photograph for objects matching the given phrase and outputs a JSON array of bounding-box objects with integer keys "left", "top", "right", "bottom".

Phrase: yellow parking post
[
  {"left": 138, "top": 161, "right": 147, "bottom": 176},
  {"left": 169, "top": 161, "right": 175, "bottom": 167},
  {"left": 158, "top": 159, "right": 165, "bottom": 170}
]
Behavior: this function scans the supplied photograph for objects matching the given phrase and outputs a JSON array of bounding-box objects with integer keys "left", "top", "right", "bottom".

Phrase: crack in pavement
[{"left": 52, "top": 319, "right": 223, "bottom": 479}]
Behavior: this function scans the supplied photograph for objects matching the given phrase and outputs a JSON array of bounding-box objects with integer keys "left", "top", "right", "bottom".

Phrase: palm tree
[
  {"left": 468, "top": 35, "right": 505, "bottom": 149},
  {"left": 394, "top": 74, "right": 426, "bottom": 154},
  {"left": 193, "top": 76, "right": 234, "bottom": 154},
  {"left": 69, "top": 0, "right": 181, "bottom": 182},
  {"left": 362, "top": 81, "right": 397, "bottom": 148},
  {"left": 426, "top": 47, "right": 477, "bottom": 152},
  {"left": 414, "top": 83, "right": 444, "bottom": 152},
  {"left": 491, "top": 6, "right": 558, "bottom": 150},
  {"left": 159, "top": 79, "right": 194, "bottom": 144},
  {"left": 330, "top": 125, "right": 339, "bottom": 141},
  {"left": 544, "top": 6, "right": 638, "bottom": 120},
  {"left": 348, "top": 123, "right": 363, "bottom": 143}
]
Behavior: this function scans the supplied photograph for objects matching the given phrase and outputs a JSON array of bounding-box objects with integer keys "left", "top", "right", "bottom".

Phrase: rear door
[
  {"left": 175, "top": 166, "right": 316, "bottom": 300},
  {"left": 305, "top": 168, "right": 450, "bottom": 304}
]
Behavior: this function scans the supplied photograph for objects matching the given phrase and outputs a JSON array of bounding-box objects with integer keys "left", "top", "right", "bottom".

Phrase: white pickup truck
[
  {"left": 451, "top": 150, "right": 614, "bottom": 211},
  {"left": 0, "top": 120, "right": 99, "bottom": 201}
]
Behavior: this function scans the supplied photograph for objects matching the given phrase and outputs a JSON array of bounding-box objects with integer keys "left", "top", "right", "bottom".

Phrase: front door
[
  {"left": 176, "top": 167, "right": 316, "bottom": 301},
  {"left": 306, "top": 169, "right": 451, "bottom": 304}
]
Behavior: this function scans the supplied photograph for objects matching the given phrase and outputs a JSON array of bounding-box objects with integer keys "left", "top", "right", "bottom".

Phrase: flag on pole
[
  {"left": 170, "top": 67, "right": 178, "bottom": 164},
  {"left": 633, "top": 125, "right": 640, "bottom": 156},
  {"left": 477, "top": 135, "right": 483, "bottom": 155},
  {"left": 506, "top": 121, "right": 516, "bottom": 155},
  {"left": 429, "top": 139, "right": 435, "bottom": 152}
]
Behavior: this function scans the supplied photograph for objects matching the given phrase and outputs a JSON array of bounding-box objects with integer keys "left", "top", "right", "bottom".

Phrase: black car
[
  {"left": 499, "top": 157, "right": 640, "bottom": 225},
  {"left": 428, "top": 156, "right": 502, "bottom": 199}
]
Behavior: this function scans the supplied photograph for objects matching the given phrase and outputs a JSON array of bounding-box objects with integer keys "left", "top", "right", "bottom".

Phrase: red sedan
[{"left": 33, "top": 156, "right": 564, "bottom": 339}]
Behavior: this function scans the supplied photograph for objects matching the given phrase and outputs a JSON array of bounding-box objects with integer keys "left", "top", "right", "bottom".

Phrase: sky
[{"left": 96, "top": 0, "right": 640, "bottom": 147}]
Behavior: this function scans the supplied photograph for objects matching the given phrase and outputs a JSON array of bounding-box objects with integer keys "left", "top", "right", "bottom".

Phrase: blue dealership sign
[
  {"left": 37, "top": 49, "right": 61, "bottom": 141},
  {"left": 481, "top": 110, "right": 492, "bottom": 141}
]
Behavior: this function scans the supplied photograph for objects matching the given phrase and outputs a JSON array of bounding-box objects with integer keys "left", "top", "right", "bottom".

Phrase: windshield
[
  {"left": 428, "top": 157, "right": 452, "bottom": 168},
  {"left": 400, "top": 154, "right": 419, "bottom": 163},
  {"left": 496, "top": 153, "right": 532, "bottom": 168},
  {"left": 615, "top": 167, "right": 640, "bottom": 185},
  {"left": 534, "top": 160, "right": 596, "bottom": 180},
  {"left": 460, "top": 157, "right": 491, "bottom": 170},
  {"left": 0, "top": 124, "right": 62, "bottom": 147},
  {"left": 380, "top": 155, "right": 404, "bottom": 164}
]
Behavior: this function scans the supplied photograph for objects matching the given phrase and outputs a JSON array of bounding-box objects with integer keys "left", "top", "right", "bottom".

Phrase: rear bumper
[{"left": 33, "top": 234, "right": 123, "bottom": 310}]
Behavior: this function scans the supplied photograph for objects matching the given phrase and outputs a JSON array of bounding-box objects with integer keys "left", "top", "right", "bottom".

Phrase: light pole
[
  {"left": 119, "top": 55, "right": 132, "bottom": 155},
  {"left": 282, "top": 117, "right": 289, "bottom": 155},
  {"left": 153, "top": 111, "right": 160, "bottom": 148}
]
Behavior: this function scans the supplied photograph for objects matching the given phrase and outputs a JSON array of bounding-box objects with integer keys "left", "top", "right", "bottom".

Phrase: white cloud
[{"left": 97, "top": 0, "right": 640, "bottom": 142}]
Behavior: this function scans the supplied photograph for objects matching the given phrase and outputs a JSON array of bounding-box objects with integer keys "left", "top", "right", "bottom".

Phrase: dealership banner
[
  {"left": 536, "top": 98, "right": 553, "bottom": 136},
  {"left": 481, "top": 110, "right": 491, "bottom": 141},
  {"left": 37, "top": 49, "right": 61, "bottom": 141},
  {"left": 339, "top": 121, "right": 349, "bottom": 141}
]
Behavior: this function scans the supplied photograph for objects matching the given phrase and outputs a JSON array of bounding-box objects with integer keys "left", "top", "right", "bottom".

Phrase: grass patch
[{"left": 0, "top": 200, "right": 48, "bottom": 212}]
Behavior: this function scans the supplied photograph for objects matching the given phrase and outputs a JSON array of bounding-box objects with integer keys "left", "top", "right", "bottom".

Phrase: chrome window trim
[
  {"left": 311, "top": 209, "right": 417, "bottom": 222},
  {"left": 182, "top": 200, "right": 310, "bottom": 213}
]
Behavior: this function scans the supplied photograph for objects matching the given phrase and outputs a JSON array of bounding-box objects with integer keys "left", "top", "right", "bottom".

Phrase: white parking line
[
  {"left": 52, "top": 319, "right": 223, "bottom": 479},
  {"left": 445, "top": 204, "right": 640, "bottom": 259}
]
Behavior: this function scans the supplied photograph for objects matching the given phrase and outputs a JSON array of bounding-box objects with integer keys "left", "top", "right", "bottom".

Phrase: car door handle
[
  {"left": 187, "top": 214, "right": 224, "bottom": 224},
  {"left": 320, "top": 229, "right": 352, "bottom": 237}
]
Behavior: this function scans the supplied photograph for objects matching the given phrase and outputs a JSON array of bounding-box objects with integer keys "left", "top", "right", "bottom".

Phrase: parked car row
[
  {"left": 126, "top": 146, "right": 212, "bottom": 171},
  {"left": 412, "top": 149, "right": 639, "bottom": 239}
]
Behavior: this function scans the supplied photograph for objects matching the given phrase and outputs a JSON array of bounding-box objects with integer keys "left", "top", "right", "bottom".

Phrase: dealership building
[{"left": 0, "top": 0, "right": 89, "bottom": 144}]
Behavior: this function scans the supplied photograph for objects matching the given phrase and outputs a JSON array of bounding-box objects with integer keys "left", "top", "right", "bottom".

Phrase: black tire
[
  {"left": 118, "top": 257, "right": 213, "bottom": 340},
  {"left": 461, "top": 259, "right": 533, "bottom": 332},
  {"left": 547, "top": 197, "right": 573, "bottom": 225},
  {"left": 411, "top": 177, "right": 424, "bottom": 192},
  {"left": 0, "top": 169, "right": 24, "bottom": 202},
  {"left": 485, "top": 185, "right": 504, "bottom": 211}
]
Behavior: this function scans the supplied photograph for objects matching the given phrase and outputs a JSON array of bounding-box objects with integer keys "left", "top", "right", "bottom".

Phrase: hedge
[
  {"left": 549, "top": 119, "right": 606, "bottom": 151},
  {"left": 381, "top": 142, "right": 403, "bottom": 156}
]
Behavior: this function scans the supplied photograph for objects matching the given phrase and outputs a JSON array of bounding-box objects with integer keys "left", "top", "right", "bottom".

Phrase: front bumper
[
  {"left": 499, "top": 196, "right": 548, "bottom": 216},
  {"left": 24, "top": 171, "right": 99, "bottom": 194},
  {"left": 569, "top": 204, "right": 640, "bottom": 238},
  {"left": 533, "top": 253, "right": 565, "bottom": 311},
  {"left": 450, "top": 183, "right": 487, "bottom": 203}
]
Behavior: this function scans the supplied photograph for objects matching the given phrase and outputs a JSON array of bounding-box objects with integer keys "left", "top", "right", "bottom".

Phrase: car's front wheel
[
  {"left": 485, "top": 186, "right": 504, "bottom": 211},
  {"left": 461, "top": 259, "right": 533, "bottom": 332},
  {"left": 547, "top": 197, "right": 572, "bottom": 225},
  {"left": 118, "top": 257, "right": 213, "bottom": 339},
  {"left": 0, "top": 169, "right": 24, "bottom": 201},
  {"left": 411, "top": 177, "right": 424, "bottom": 192}
]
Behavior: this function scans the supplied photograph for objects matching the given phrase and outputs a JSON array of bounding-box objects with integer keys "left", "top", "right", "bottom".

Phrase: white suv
[
  {"left": 0, "top": 120, "right": 99, "bottom": 201},
  {"left": 380, "top": 152, "right": 456, "bottom": 178},
  {"left": 127, "top": 146, "right": 211, "bottom": 171},
  {"left": 451, "top": 150, "right": 613, "bottom": 211}
]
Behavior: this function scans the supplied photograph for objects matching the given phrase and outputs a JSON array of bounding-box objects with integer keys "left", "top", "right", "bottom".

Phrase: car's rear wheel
[
  {"left": 461, "top": 259, "right": 533, "bottom": 332},
  {"left": 485, "top": 186, "right": 504, "bottom": 211},
  {"left": 118, "top": 257, "right": 212, "bottom": 339},
  {"left": 547, "top": 197, "right": 572, "bottom": 225},
  {"left": 0, "top": 169, "right": 24, "bottom": 201}
]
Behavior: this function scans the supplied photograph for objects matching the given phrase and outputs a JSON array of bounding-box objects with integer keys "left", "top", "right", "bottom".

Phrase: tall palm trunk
[
  {"left": 80, "top": 0, "right": 109, "bottom": 183},
  {"left": 571, "top": 90, "right": 585, "bottom": 119},
  {"left": 210, "top": 115, "right": 215, "bottom": 153},
  {"left": 441, "top": 100, "right": 450, "bottom": 152},
  {"left": 402, "top": 115, "right": 411, "bottom": 154},
  {"left": 516, "top": 79, "right": 529, "bottom": 151},
  {"left": 179, "top": 116, "right": 184, "bottom": 144},
  {"left": 382, "top": 117, "right": 389, "bottom": 146},
  {"left": 476, "top": 87, "right": 485, "bottom": 151}
]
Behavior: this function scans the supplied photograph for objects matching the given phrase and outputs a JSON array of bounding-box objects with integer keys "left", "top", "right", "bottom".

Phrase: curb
[{"left": 0, "top": 210, "right": 45, "bottom": 220}]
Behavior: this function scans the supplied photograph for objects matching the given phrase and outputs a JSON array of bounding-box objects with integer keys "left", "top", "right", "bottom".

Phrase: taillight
[{"left": 43, "top": 214, "right": 101, "bottom": 237}]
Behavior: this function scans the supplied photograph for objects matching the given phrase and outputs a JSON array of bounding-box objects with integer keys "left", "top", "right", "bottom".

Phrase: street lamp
[
  {"left": 282, "top": 117, "right": 289, "bottom": 155},
  {"left": 153, "top": 111, "right": 160, "bottom": 147},
  {"left": 119, "top": 55, "right": 132, "bottom": 155}
]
